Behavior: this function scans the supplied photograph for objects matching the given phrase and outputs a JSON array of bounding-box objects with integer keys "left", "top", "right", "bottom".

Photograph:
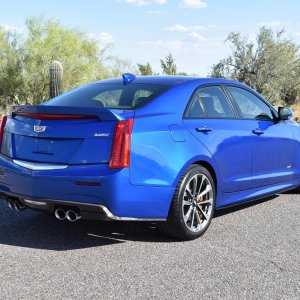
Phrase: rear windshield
[{"left": 44, "top": 83, "right": 170, "bottom": 109}]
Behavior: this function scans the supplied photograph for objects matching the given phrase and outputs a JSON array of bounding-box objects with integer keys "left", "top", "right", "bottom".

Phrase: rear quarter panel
[{"left": 129, "top": 81, "right": 222, "bottom": 191}]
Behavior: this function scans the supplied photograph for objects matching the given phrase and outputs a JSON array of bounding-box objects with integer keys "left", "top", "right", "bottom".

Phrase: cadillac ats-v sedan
[{"left": 0, "top": 74, "right": 298, "bottom": 240}]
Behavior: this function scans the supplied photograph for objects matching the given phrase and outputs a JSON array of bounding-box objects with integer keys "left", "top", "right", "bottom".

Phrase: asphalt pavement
[{"left": 0, "top": 192, "right": 299, "bottom": 300}]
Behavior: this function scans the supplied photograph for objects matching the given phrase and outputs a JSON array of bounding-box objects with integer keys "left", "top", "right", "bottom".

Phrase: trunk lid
[{"left": 2, "top": 105, "right": 134, "bottom": 165}]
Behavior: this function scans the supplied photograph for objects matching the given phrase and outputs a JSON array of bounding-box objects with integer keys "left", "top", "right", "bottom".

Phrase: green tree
[
  {"left": 210, "top": 27, "right": 300, "bottom": 105},
  {"left": 0, "top": 16, "right": 111, "bottom": 111},
  {"left": 22, "top": 17, "right": 109, "bottom": 104},
  {"left": 0, "top": 27, "right": 23, "bottom": 109},
  {"left": 160, "top": 53, "right": 177, "bottom": 75},
  {"left": 137, "top": 62, "right": 153, "bottom": 75}
]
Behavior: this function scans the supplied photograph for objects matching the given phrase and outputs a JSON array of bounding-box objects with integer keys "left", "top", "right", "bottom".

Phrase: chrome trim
[
  {"left": 2, "top": 194, "right": 166, "bottom": 221},
  {"left": 23, "top": 199, "right": 47, "bottom": 206},
  {"left": 99, "top": 205, "right": 166, "bottom": 221},
  {"left": 23, "top": 199, "right": 166, "bottom": 221},
  {"left": 66, "top": 210, "right": 82, "bottom": 222},
  {"left": 55, "top": 208, "right": 66, "bottom": 221},
  {"left": 13, "top": 159, "right": 68, "bottom": 171}
]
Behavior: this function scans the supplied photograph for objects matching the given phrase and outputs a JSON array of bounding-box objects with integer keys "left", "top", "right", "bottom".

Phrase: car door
[
  {"left": 183, "top": 85, "right": 253, "bottom": 193},
  {"left": 226, "top": 86, "right": 296, "bottom": 188}
]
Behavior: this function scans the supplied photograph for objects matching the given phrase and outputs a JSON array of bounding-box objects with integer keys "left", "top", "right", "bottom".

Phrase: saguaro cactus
[{"left": 49, "top": 60, "right": 63, "bottom": 98}]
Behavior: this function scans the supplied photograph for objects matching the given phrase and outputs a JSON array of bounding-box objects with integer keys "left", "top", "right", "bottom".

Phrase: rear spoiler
[{"left": 11, "top": 105, "right": 121, "bottom": 121}]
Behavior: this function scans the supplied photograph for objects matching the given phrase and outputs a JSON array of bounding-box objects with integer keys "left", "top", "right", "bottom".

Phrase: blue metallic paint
[
  {"left": 0, "top": 76, "right": 299, "bottom": 219},
  {"left": 244, "top": 119, "right": 295, "bottom": 187},
  {"left": 183, "top": 118, "right": 252, "bottom": 193}
]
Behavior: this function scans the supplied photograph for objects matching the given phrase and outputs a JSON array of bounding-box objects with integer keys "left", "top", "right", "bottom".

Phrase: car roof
[{"left": 94, "top": 76, "right": 245, "bottom": 87}]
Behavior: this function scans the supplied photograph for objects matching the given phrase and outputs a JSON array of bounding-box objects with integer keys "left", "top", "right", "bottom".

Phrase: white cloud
[
  {"left": 0, "top": 23, "right": 23, "bottom": 33},
  {"left": 89, "top": 32, "right": 114, "bottom": 43},
  {"left": 153, "top": 0, "right": 167, "bottom": 4},
  {"left": 148, "top": 9, "right": 163, "bottom": 14},
  {"left": 118, "top": 0, "right": 166, "bottom": 6},
  {"left": 119, "top": 0, "right": 150, "bottom": 6},
  {"left": 98, "top": 32, "right": 114, "bottom": 43},
  {"left": 165, "top": 24, "right": 207, "bottom": 32},
  {"left": 140, "top": 39, "right": 208, "bottom": 53},
  {"left": 180, "top": 0, "right": 207, "bottom": 9},
  {"left": 141, "top": 39, "right": 185, "bottom": 51},
  {"left": 189, "top": 32, "right": 206, "bottom": 41}
]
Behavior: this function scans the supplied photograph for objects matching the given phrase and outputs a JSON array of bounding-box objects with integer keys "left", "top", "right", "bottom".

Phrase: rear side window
[
  {"left": 227, "top": 86, "right": 274, "bottom": 120},
  {"left": 185, "top": 86, "right": 235, "bottom": 118},
  {"left": 44, "top": 83, "right": 170, "bottom": 109}
]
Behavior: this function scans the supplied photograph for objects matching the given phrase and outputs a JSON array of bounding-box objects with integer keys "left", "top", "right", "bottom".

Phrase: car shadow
[
  {"left": 0, "top": 202, "right": 178, "bottom": 251},
  {"left": 0, "top": 194, "right": 281, "bottom": 251},
  {"left": 214, "top": 194, "right": 279, "bottom": 218},
  {"left": 282, "top": 187, "right": 300, "bottom": 194}
]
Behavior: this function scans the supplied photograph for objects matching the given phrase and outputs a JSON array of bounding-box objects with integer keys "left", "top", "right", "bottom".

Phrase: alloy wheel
[{"left": 182, "top": 173, "right": 214, "bottom": 232}]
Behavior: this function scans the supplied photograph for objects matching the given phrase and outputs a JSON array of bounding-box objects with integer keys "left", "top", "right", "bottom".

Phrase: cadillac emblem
[{"left": 34, "top": 126, "right": 47, "bottom": 133}]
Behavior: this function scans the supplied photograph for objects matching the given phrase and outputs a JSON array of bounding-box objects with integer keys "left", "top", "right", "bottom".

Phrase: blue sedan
[{"left": 0, "top": 74, "right": 298, "bottom": 240}]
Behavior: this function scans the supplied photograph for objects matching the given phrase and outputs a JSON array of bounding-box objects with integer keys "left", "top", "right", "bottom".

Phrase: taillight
[
  {"left": 14, "top": 113, "right": 97, "bottom": 120},
  {"left": 0, "top": 115, "right": 8, "bottom": 150},
  {"left": 109, "top": 118, "right": 134, "bottom": 169}
]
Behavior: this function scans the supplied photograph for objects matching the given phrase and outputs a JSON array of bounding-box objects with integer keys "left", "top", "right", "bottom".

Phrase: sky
[{"left": 1, "top": 0, "right": 300, "bottom": 76}]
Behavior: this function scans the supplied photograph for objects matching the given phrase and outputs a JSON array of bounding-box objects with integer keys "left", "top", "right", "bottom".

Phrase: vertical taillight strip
[{"left": 109, "top": 118, "right": 134, "bottom": 169}]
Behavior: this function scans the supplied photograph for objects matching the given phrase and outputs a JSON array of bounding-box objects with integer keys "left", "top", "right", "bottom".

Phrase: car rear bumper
[
  {"left": 0, "top": 193, "right": 165, "bottom": 221},
  {"left": 0, "top": 155, "right": 173, "bottom": 219}
]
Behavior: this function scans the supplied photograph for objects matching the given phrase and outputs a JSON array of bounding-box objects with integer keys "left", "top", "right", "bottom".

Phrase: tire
[{"left": 158, "top": 164, "right": 216, "bottom": 240}]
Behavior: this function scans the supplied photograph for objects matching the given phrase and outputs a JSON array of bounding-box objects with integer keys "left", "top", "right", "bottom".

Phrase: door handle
[
  {"left": 252, "top": 129, "right": 264, "bottom": 135},
  {"left": 196, "top": 126, "right": 212, "bottom": 133}
]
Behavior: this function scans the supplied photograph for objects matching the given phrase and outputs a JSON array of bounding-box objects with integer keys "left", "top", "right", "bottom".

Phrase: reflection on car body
[{"left": 0, "top": 74, "right": 298, "bottom": 240}]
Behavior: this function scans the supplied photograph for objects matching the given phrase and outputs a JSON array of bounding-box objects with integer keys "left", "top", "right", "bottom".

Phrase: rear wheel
[{"left": 158, "top": 165, "right": 216, "bottom": 240}]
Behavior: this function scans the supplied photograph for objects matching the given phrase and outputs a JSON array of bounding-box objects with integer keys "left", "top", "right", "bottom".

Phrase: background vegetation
[{"left": 1, "top": 17, "right": 300, "bottom": 113}]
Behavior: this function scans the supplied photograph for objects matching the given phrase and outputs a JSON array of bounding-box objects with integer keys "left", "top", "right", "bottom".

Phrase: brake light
[
  {"left": 14, "top": 113, "right": 97, "bottom": 120},
  {"left": 0, "top": 115, "right": 8, "bottom": 150},
  {"left": 109, "top": 118, "right": 134, "bottom": 169}
]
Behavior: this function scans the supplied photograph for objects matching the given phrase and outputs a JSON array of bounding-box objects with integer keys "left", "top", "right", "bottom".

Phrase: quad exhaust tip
[
  {"left": 54, "top": 208, "right": 81, "bottom": 222},
  {"left": 66, "top": 210, "right": 82, "bottom": 222},
  {"left": 55, "top": 208, "right": 66, "bottom": 221},
  {"left": 7, "top": 198, "right": 26, "bottom": 211},
  {"left": 7, "top": 199, "right": 14, "bottom": 210}
]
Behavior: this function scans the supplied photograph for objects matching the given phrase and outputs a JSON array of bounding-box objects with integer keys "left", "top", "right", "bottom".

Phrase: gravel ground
[{"left": 0, "top": 192, "right": 299, "bottom": 300}]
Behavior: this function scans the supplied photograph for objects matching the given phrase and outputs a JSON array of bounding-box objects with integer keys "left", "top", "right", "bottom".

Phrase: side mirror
[{"left": 278, "top": 107, "right": 292, "bottom": 121}]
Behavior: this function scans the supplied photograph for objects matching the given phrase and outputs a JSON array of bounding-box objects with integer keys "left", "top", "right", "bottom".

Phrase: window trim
[
  {"left": 183, "top": 84, "right": 238, "bottom": 120},
  {"left": 223, "top": 84, "right": 278, "bottom": 122}
]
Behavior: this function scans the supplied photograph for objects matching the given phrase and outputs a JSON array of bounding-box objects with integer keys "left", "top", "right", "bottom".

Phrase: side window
[
  {"left": 228, "top": 86, "right": 274, "bottom": 120},
  {"left": 93, "top": 90, "right": 122, "bottom": 107},
  {"left": 185, "top": 86, "right": 235, "bottom": 118},
  {"left": 132, "top": 89, "right": 154, "bottom": 107}
]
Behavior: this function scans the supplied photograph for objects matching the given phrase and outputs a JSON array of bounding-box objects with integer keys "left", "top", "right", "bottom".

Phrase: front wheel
[{"left": 158, "top": 165, "right": 216, "bottom": 240}]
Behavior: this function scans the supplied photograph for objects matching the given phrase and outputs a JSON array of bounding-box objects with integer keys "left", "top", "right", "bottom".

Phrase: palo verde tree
[
  {"left": 210, "top": 27, "right": 300, "bottom": 105},
  {"left": 0, "top": 16, "right": 110, "bottom": 110},
  {"left": 22, "top": 17, "right": 110, "bottom": 104},
  {"left": 0, "top": 27, "right": 23, "bottom": 109}
]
